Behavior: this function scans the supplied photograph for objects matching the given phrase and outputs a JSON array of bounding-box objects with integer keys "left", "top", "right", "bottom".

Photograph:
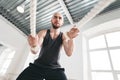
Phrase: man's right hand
[{"left": 28, "top": 35, "right": 39, "bottom": 48}]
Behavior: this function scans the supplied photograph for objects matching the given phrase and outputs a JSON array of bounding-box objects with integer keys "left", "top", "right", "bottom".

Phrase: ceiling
[{"left": 0, "top": 0, "right": 120, "bottom": 36}]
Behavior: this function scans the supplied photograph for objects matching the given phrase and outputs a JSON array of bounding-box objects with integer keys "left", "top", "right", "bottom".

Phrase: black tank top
[{"left": 34, "top": 29, "right": 63, "bottom": 69}]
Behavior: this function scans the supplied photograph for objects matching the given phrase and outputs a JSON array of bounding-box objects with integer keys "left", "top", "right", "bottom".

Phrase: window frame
[{"left": 88, "top": 31, "right": 120, "bottom": 80}]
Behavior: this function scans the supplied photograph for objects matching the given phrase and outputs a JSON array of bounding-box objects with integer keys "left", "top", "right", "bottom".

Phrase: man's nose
[
  {"left": 57, "top": 18, "right": 61, "bottom": 22},
  {"left": 56, "top": 18, "right": 59, "bottom": 20}
]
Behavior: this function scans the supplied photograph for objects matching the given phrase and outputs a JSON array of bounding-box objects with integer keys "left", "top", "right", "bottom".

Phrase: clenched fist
[
  {"left": 67, "top": 26, "right": 80, "bottom": 39},
  {"left": 28, "top": 35, "right": 39, "bottom": 47}
]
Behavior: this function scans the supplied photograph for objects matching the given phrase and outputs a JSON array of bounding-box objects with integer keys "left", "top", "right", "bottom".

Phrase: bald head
[
  {"left": 52, "top": 12, "right": 64, "bottom": 20},
  {"left": 51, "top": 12, "right": 64, "bottom": 29}
]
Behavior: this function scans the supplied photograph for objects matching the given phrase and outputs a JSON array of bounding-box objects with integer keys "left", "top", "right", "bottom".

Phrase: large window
[
  {"left": 0, "top": 46, "right": 15, "bottom": 75},
  {"left": 88, "top": 31, "right": 120, "bottom": 80}
]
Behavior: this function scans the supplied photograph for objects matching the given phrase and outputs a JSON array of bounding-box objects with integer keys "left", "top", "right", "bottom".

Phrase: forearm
[
  {"left": 63, "top": 33, "right": 74, "bottom": 56},
  {"left": 67, "top": 39, "right": 74, "bottom": 56},
  {"left": 67, "top": 32, "right": 74, "bottom": 54},
  {"left": 63, "top": 26, "right": 79, "bottom": 56}
]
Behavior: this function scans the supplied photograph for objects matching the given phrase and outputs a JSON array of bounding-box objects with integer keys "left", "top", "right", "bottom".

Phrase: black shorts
[{"left": 16, "top": 63, "right": 67, "bottom": 80}]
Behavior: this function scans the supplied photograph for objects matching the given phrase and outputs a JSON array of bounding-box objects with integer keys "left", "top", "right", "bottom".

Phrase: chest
[
  {"left": 42, "top": 31, "right": 63, "bottom": 47},
  {"left": 50, "top": 33, "right": 60, "bottom": 40}
]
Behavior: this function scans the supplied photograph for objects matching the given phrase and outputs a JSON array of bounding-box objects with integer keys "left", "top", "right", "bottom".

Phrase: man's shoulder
[
  {"left": 38, "top": 29, "right": 48, "bottom": 33},
  {"left": 38, "top": 29, "right": 48, "bottom": 37}
]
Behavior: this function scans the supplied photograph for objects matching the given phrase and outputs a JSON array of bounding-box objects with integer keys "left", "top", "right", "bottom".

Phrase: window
[
  {"left": 0, "top": 47, "right": 15, "bottom": 75},
  {"left": 88, "top": 31, "right": 120, "bottom": 80},
  {"left": 92, "top": 72, "right": 114, "bottom": 80},
  {"left": 110, "top": 49, "right": 120, "bottom": 70},
  {"left": 118, "top": 74, "right": 120, "bottom": 80},
  {"left": 106, "top": 32, "right": 120, "bottom": 47},
  {"left": 89, "top": 35, "right": 106, "bottom": 49},
  {"left": 90, "top": 50, "right": 111, "bottom": 70}
]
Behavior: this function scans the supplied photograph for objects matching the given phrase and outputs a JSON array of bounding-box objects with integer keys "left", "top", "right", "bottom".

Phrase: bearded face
[
  {"left": 51, "top": 12, "right": 64, "bottom": 29},
  {"left": 52, "top": 22, "right": 60, "bottom": 29}
]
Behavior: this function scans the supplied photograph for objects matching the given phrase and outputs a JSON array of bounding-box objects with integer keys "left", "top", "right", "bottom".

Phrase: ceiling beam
[
  {"left": 57, "top": 0, "right": 74, "bottom": 25},
  {"left": 77, "top": 0, "right": 115, "bottom": 29}
]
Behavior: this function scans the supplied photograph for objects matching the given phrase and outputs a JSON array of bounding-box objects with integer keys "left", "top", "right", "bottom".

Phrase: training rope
[
  {"left": 77, "top": 0, "right": 115, "bottom": 29},
  {"left": 30, "top": 0, "right": 37, "bottom": 37}
]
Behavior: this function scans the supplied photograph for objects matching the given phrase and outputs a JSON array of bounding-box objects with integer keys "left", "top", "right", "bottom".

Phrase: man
[{"left": 16, "top": 12, "right": 79, "bottom": 80}]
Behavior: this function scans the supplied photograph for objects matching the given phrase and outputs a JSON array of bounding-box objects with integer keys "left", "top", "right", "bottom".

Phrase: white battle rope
[
  {"left": 77, "top": 0, "right": 116, "bottom": 29},
  {"left": 30, "top": 0, "right": 37, "bottom": 37}
]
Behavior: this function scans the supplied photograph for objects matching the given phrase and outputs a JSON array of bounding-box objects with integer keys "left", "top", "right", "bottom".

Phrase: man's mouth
[
  {"left": 55, "top": 22, "right": 59, "bottom": 24},
  {"left": 55, "top": 23, "right": 60, "bottom": 25}
]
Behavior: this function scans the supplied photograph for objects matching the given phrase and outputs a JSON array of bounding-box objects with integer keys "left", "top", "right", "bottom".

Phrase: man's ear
[
  {"left": 50, "top": 20, "right": 52, "bottom": 24},
  {"left": 51, "top": 19, "right": 53, "bottom": 23}
]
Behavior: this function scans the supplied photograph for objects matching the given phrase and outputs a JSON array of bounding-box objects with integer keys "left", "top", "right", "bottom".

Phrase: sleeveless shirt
[{"left": 34, "top": 29, "right": 63, "bottom": 69}]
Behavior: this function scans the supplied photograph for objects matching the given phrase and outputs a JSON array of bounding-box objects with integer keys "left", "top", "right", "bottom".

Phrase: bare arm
[
  {"left": 63, "top": 26, "right": 79, "bottom": 56},
  {"left": 63, "top": 34, "right": 74, "bottom": 56},
  {"left": 28, "top": 30, "right": 46, "bottom": 54}
]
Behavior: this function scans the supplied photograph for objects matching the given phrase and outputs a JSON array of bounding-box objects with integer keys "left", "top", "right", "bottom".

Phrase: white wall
[
  {"left": 81, "top": 8, "right": 120, "bottom": 32},
  {"left": 0, "top": 15, "right": 30, "bottom": 80}
]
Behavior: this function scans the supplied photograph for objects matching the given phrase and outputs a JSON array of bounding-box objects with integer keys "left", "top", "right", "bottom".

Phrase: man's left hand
[{"left": 67, "top": 25, "right": 80, "bottom": 39}]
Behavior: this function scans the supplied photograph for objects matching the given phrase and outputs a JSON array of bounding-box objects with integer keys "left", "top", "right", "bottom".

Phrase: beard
[{"left": 52, "top": 23, "right": 60, "bottom": 29}]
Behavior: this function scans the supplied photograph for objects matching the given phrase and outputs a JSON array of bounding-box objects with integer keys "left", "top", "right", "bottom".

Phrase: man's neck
[{"left": 50, "top": 28, "right": 60, "bottom": 35}]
